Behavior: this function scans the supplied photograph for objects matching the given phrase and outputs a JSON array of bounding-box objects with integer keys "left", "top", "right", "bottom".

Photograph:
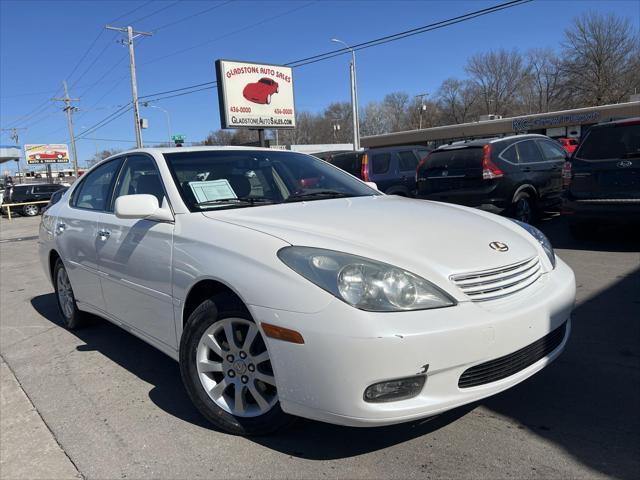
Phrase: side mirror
[
  {"left": 114, "top": 194, "right": 174, "bottom": 222},
  {"left": 365, "top": 181, "right": 379, "bottom": 191}
]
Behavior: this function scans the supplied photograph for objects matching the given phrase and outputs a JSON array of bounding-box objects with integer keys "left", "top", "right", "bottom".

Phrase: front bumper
[{"left": 249, "top": 257, "right": 576, "bottom": 427}]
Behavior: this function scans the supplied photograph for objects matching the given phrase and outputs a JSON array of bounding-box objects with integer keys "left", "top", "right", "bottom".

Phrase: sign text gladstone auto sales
[{"left": 216, "top": 60, "right": 296, "bottom": 129}]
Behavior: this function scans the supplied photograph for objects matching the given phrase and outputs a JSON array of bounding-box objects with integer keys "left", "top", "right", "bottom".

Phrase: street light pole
[
  {"left": 143, "top": 103, "right": 172, "bottom": 145},
  {"left": 331, "top": 38, "right": 360, "bottom": 151}
]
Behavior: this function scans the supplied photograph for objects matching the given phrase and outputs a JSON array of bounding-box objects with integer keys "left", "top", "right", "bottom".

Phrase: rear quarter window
[
  {"left": 398, "top": 151, "right": 419, "bottom": 171},
  {"left": 331, "top": 154, "right": 361, "bottom": 177}
]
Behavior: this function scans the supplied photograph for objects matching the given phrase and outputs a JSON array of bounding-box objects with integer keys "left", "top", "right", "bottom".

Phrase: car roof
[{"left": 435, "top": 134, "right": 548, "bottom": 150}]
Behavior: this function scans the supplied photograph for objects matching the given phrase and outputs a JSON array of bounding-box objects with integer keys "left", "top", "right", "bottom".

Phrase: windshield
[{"left": 164, "top": 150, "right": 379, "bottom": 211}]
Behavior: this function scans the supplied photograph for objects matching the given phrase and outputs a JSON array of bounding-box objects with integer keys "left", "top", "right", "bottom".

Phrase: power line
[
  {"left": 129, "top": 0, "right": 183, "bottom": 25},
  {"left": 141, "top": 1, "right": 315, "bottom": 66},
  {"left": 151, "top": 0, "right": 234, "bottom": 32},
  {"left": 74, "top": 0, "right": 532, "bottom": 138},
  {"left": 76, "top": 104, "right": 133, "bottom": 140},
  {"left": 139, "top": 0, "right": 530, "bottom": 101},
  {"left": 109, "top": 0, "right": 156, "bottom": 24}
]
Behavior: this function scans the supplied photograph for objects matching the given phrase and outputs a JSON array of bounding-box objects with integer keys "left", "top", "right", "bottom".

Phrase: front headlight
[
  {"left": 511, "top": 220, "right": 556, "bottom": 269},
  {"left": 278, "top": 247, "right": 456, "bottom": 312}
]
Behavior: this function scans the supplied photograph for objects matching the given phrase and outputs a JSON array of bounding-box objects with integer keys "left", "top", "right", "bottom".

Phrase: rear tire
[
  {"left": 510, "top": 191, "right": 536, "bottom": 224},
  {"left": 53, "top": 259, "right": 85, "bottom": 329},
  {"left": 179, "top": 295, "right": 295, "bottom": 436}
]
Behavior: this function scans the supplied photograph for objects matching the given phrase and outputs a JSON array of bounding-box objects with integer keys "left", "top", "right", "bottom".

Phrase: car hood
[{"left": 202, "top": 196, "right": 546, "bottom": 285}]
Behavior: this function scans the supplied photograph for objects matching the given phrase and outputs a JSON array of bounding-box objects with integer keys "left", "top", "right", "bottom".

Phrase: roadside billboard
[
  {"left": 215, "top": 59, "right": 295, "bottom": 129},
  {"left": 24, "top": 144, "right": 70, "bottom": 164}
]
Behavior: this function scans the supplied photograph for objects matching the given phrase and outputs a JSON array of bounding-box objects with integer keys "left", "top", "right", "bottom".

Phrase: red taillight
[
  {"left": 416, "top": 153, "right": 431, "bottom": 182},
  {"left": 481, "top": 144, "right": 503, "bottom": 180},
  {"left": 562, "top": 161, "right": 572, "bottom": 188},
  {"left": 361, "top": 153, "right": 370, "bottom": 182}
]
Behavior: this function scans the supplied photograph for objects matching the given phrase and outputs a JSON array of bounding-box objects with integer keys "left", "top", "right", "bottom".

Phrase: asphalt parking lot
[{"left": 1, "top": 214, "right": 638, "bottom": 480}]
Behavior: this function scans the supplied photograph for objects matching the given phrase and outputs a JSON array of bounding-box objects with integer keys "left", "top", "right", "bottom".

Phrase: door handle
[
  {"left": 521, "top": 167, "right": 532, "bottom": 172},
  {"left": 97, "top": 229, "right": 111, "bottom": 239}
]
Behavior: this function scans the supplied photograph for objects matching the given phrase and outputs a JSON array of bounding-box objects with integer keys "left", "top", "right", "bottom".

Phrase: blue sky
[{"left": 1, "top": 0, "right": 638, "bottom": 168}]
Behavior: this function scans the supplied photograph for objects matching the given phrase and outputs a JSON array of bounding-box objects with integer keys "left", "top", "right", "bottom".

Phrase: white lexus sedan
[{"left": 38, "top": 147, "right": 575, "bottom": 435}]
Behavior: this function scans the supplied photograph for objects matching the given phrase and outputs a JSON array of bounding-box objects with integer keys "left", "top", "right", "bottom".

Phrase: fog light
[{"left": 363, "top": 375, "right": 426, "bottom": 403}]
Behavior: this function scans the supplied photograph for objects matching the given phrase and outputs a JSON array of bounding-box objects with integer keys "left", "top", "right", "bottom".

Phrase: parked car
[
  {"left": 39, "top": 147, "right": 575, "bottom": 436},
  {"left": 242, "top": 77, "right": 279, "bottom": 105},
  {"left": 562, "top": 117, "right": 640, "bottom": 237},
  {"left": 330, "top": 146, "right": 431, "bottom": 196},
  {"left": 3, "top": 183, "right": 66, "bottom": 216},
  {"left": 557, "top": 137, "right": 579, "bottom": 155},
  {"left": 416, "top": 134, "right": 567, "bottom": 223}
]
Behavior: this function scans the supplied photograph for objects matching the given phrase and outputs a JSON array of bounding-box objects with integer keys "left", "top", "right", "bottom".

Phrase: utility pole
[
  {"left": 415, "top": 93, "right": 428, "bottom": 130},
  {"left": 1, "top": 127, "right": 26, "bottom": 183},
  {"left": 106, "top": 25, "right": 152, "bottom": 148},
  {"left": 52, "top": 80, "right": 80, "bottom": 178},
  {"left": 331, "top": 38, "right": 360, "bottom": 150}
]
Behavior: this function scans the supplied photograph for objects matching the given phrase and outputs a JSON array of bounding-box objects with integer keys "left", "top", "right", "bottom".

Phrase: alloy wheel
[
  {"left": 56, "top": 267, "right": 75, "bottom": 320},
  {"left": 196, "top": 317, "right": 277, "bottom": 417},
  {"left": 23, "top": 204, "right": 39, "bottom": 216}
]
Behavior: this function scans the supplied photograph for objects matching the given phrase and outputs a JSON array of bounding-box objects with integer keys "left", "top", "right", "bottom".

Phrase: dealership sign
[
  {"left": 215, "top": 59, "right": 295, "bottom": 129},
  {"left": 512, "top": 111, "right": 600, "bottom": 132},
  {"left": 24, "top": 144, "right": 70, "bottom": 164}
]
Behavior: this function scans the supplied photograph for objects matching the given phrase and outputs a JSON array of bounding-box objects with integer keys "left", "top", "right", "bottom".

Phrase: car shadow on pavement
[
  {"left": 484, "top": 265, "right": 640, "bottom": 479},
  {"left": 30, "top": 293, "right": 476, "bottom": 458},
  {"left": 537, "top": 215, "right": 640, "bottom": 253}
]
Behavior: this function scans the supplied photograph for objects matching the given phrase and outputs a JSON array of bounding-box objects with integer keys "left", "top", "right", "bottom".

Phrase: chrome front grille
[{"left": 451, "top": 256, "right": 542, "bottom": 302}]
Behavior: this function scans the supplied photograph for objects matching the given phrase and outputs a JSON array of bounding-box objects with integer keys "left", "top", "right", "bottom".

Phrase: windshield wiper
[
  {"left": 284, "top": 190, "right": 352, "bottom": 203},
  {"left": 195, "top": 197, "right": 276, "bottom": 207}
]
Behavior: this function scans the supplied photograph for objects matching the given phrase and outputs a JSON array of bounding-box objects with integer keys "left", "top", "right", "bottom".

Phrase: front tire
[
  {"left": 179, "top": 295, "right": 294, "bottom": 435},
  {"left": 23, "top": 204, "right": 40, "bottom": 216},
  {"left": 53, "top": 259, "right": 85, "bottom": 329}
]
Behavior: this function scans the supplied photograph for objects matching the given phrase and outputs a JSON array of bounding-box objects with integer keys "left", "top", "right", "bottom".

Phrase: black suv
[
  {"left": 562, "top": 118, "right": 640, "bottom": 236},
  {"left": 3, "top": 183, "right": 65, "bottom": 216},
  {"left": 329, "top": 146, "right": 431, "bottom": 196},
  {"left": 416, "top": 134, "right": 567, "bottom": 223}
]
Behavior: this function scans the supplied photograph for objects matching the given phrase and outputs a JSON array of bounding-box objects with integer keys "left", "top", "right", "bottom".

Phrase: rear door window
[
  {"left": 575, "top": 123, "right": 640, "bottom": 160},
  {"left": 537, "top": 140, "right": 566, "bottom": 161},
  {"left": 398, "top": 151, "right": 419, "bottom": 171},
  {"left": 371, "top": 153, "right": 391, "bottom": 174},
  {"left": 516, "top": 141, "right": 544, "bottom": 163}
]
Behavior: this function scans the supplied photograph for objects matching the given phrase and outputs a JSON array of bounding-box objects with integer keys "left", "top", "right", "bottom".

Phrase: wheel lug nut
[
  {"left": 226, "top": 354, "right": 234, "bottom": 362},
  {"left": 248, "top": 364, "right": 255, "bottom": 372},
  {"left": 239, "top": 351, "right": 247, "bottom": 359},
  {"left": 228, "top": 370, "right": 235, "bottom": 377},
  {"left": 241, "top": 375, "right": 248, "bottom": 384}
]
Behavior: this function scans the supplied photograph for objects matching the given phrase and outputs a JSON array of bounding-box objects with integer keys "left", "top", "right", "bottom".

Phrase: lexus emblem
[
  {"left": 617, "top": 160, "right": 632, "bottom": 168},
  {"left": 489, "top": 241, "right": 509, "bottom": 252}
]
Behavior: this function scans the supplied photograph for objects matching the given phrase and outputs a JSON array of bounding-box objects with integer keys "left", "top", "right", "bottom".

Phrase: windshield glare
[{"left": 164, "top": 150, "right": 378, "bottom": 211}]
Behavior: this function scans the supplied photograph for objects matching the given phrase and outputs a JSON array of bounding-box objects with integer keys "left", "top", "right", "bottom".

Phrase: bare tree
[
  {"left": 524, "top": 48, "right": 563, "bottom": 113},
  {"left": 87, "top": 149, "right": 121, "bottom": 167},
  {"left": 561, "top": 12, "right": 640, "bottom": 105},
  {"left": 466, "top": 49, "right": 526, "bottom": 116},
  {"left": 382, "top": 92, "right": 410, "bottom": 131},
  {"left": 202, "top": 130, "right": 235, "bottom": 145},
  {"left": 436, "top": 78, "right": 479, "bottom": 124}
]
